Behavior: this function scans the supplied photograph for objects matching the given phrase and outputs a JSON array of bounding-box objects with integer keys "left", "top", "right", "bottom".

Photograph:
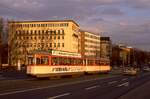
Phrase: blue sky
[{"left": 0, "top": 0, "right": 150, "bottom": 51}]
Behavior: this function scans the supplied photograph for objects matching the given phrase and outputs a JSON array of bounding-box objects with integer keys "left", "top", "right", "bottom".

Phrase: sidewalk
[{"left": 0, "top": 70, "right": 29, "bottom": 80}]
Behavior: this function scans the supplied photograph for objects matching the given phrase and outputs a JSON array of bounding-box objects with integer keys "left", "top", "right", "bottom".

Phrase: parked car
[
  {"left": 123, "top": 67, "right": 137, "bottom": 75},
  {"left": 142, "top": 66, "right": 150, "bottom": 72}
]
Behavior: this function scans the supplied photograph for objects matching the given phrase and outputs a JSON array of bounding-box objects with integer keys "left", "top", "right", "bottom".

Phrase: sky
[{"left": 0, "top": 0, "right": 150, "bottom": 51}]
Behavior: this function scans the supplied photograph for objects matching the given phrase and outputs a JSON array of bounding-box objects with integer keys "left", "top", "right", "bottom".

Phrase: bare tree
[
  {"left": 8, "top": 19, "right": 19, "bottom": 66},
  {"left": 0, "top": 17, "right": 4, "bottom": 69}
]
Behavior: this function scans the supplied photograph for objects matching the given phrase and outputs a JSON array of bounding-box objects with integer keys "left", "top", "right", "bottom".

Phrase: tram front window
[{"left": 28, "top": 57, "right": 34, "bottom": 65}]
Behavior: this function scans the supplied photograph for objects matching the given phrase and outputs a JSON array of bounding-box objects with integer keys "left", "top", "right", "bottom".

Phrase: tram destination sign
[{"left": 52, "top": 50, "right": 81, "bottom": 58}]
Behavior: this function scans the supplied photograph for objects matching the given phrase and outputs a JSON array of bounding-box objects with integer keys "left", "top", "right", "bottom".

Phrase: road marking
[
  {"left": 85, "top": 85, "right": 100, "bottom": 90},
  {"left": 0, "top": 76, "right": 117, "bottom": 96},
  {"left": 118, "top": 82, "right": 129, "bottom": 87},
  {"left": 48, "top": 93, "right": 70, "bottom": 99},
  {"left": 108, "top": 81, "right": 118, "bottom": 84},
  {"left": 122, "top": 78, "right": 127, "bottom": 81}
]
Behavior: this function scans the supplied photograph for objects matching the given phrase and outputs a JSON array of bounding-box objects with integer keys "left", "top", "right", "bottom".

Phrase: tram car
[{"left": 27, "top": 50, "right": 111, "bottom": 77}]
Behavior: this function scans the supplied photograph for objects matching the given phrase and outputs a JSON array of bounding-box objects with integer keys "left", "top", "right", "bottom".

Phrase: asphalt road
[{"left": 0, "top": 72, "right": 150, "bottom": 99}]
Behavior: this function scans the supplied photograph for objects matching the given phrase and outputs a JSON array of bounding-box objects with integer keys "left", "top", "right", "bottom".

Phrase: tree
[
  {"left": 8, "top": 19, "right": 18, "bottom": 66},
  {"left": 0, "top": 17, "right": 4, "bottom": 69}
]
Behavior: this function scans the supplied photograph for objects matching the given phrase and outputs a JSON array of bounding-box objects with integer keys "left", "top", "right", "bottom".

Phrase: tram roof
[{"left": 29, "top": 50, "right": 51, "bottom": 55}]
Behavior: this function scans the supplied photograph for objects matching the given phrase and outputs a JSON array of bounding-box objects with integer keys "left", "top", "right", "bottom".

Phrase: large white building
[
  {"left": 8, "top": 20, "right": 80, "bottom": 66},
  {"left": 80, "top": 30, "right": 101, "bottom": 58}
]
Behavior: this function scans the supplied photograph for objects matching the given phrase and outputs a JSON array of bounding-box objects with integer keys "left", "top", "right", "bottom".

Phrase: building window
[
  {"left": 26, "top": 36, "right": 29, "bottom": 39},
  {"left": 38, "top": 30, "right": 41, "bottom": 35},
  {"left": 50, "top": 30, "right": 53, "bottom": 34},
  {"left": 19, "top": 30, "right": 21, "bottom": 34},
  {"left": 42, "top": 30, "right": 44, "bottom": 34},
  {"left": 62, "top": 43, "right": 64, "bottom": 47},
  {"left": 62, "top": 36, "right": 64, "bottom": 39},
  {"left": 58, "top": 30, "right": 60, "bottom": 35},
  {"left": 46, "top": 30, "right": 48, "bottom": 35},
  {"left": 54, "top": 43, "right": 56, "bottom": 47},
  {"left": 31, "top": 30, "right": 33, "bottom": 34},
  {"left": 54, "top": 30, "right": 56, "bottom": 35},
  {"left": 58, "top": 36, "right": 60, "bottom": 39},
  {"left": 16, "top": 31, "right": 18, "bottom": 35},
  {"left": 19, "top": 36, "right": 22, "bottom": 40},
  {"left": 58, "top": 43, "right": 60, "bottom": 47},
  {"left": 26, "top": 30, "right": 29, "bottom": 35},
  {"left": 50, "top": 36, "right": 52, "bottom": 39},
  {"left": 54, "top": 36, "right": 56, "bottom": 39},
  {"left": 50, "top": 43, "right": 52, "bottom": 47},
  {"left": 38, "top": 43, "right": 40, "bottom": 47},
  {"left": 62, "top": 30, "right": 64, "bottom": 34},
  {"left": 35, "top": 30, "right": 37, "bottom": 34}
]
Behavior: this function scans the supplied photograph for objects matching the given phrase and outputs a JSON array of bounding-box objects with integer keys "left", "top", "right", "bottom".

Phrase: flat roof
[
  {"left": 80, "top": 29, "right": 100, "bottom": 35},
  {"left": 9, "top": 20, "right": 79, "bottom": 27},
  {"left": 80, "top": 30, "right": 100, "bottom": 36}
]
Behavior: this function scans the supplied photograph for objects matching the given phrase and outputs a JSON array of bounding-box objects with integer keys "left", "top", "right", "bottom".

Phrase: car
[
  {"left": 142, "top": 67, "right": 150, "bottom": 72},
  {"left": 123, "top": 67, "right": 137, "bottom": 75}
]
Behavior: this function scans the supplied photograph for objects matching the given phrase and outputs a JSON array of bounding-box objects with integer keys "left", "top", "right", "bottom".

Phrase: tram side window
[
  {"left": 100, "top": 61, "right": 104, "bottom": 65},
  {"left": 70, "top": 58, "right": 75, "bottom": 65},
  {"left": 41, "top": 56, "right": 49, "bottom": 65},
  {"left": 28, "top": 57, "right": 34, "bottom": 65},
  {"left": 52, "top": 57, "right": 59, "bottom": 65},
  {"left": 75, "top": 59, "right": 81, "bottom": 65},
  {"left": 96, "top": 60, "right": 100, "bottom": 65},
  {"left": 36, "top": 58, "right": 41, "bottom": 65},
  {"left": 64, "top": 58, "right": 70, "bottom": 65},
  {"left": 87, "top": 60, "right": 94, "bottom": 65},
  {"left": 59, "top": 58, "right": 64, "bottom": 65},
  {"left": 79, "top": 59, "right": 83, "bottom": 65},
  {"left": 70, "top": 58, "right": 82, "bottom": 66}
]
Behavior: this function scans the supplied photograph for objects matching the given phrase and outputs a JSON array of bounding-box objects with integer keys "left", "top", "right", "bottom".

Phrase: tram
[{"left": 27, "top": 50, "right": 111, "bottom": 77}]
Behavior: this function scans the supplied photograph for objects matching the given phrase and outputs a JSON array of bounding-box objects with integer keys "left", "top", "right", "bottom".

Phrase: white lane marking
[
  {"left": 48, "top": 93, "right": 70, "bottom": 99},
  {"left": 108, "top": 81, "right": 118, "bottom": 84},
  {"left": 85, "top": 85, "right": 100, "bottom": 90},
  {"left": 118, "top": 82, "right": 129, "bottom": 87},
  {"left": 0, "top": 76, "right": 115, "bottom": 96},
  {"left": 122, "top": 78, "right": 127, "bottom": 81}
]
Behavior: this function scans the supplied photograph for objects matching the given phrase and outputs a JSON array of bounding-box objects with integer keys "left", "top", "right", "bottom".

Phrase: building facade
[
  {"left": 8, "top": 20, "right": 80, "bottom": 66},
  {"left": 80, "top": 31, "right": 101, "bottom": 59},
  {"left": 100, "top": 37, "right": 111, "bottom": 59},
  {"left": 111, "top": 44, "right": 133, "bottom": 67}
]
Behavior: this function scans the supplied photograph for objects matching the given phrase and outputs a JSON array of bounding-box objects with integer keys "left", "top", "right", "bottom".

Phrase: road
[{"left": 0, "top": 72, "right": 150, "bottom": 99}]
